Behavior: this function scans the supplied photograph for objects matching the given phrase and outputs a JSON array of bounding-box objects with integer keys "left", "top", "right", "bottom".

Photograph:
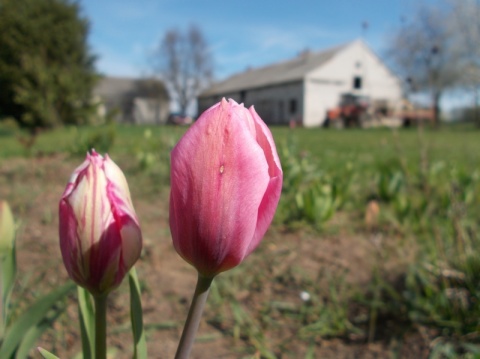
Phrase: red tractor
[{"left": 326, "top": 93, "right": 371, "bottom": 128}]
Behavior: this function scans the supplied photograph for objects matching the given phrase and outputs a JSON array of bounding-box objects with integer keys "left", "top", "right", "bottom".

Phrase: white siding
[
  {"left": 133, "top": 98, "right": 170, "bottom": 124},
  {"left": 304, "top": 40, "right": 403, "bottom": 127},
  {"left": 199, "top": 82, "right": 303, "bottom": 125},
  {"left": 243, "top": 82, "right": 303, "bottom": 124},
  {"left": 303, "top": 79, "right": 347, "bottom": 127}
]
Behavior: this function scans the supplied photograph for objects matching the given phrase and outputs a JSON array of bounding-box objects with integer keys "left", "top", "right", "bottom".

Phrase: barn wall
[
  {"left": 132, "top": 97, "right": 170, "bottom": 124},
  {"left": 198, "top": 81, "right": 303, "bottom": 125},
  {"left": 304, "top": 40, "right": 403, "bottom": 127},
  {"left": 199, "top": 41, "right": 403, "bottom": 127},
  {"left": 303, "top": 79, "right": 346, "bottom": 127}
]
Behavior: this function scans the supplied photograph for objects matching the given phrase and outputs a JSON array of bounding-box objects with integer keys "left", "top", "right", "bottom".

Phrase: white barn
[
  {"left": 198, "top": 40, "right": 403, "bottom": 127},
  {"left": 94, "top": 77, "right": 170, "bottom": 125}
]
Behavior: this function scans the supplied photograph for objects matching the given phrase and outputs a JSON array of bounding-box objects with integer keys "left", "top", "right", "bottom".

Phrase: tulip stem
[
  {"left": 94, "top": 294, "right": 108, "bottom": 359},
  {"left": 175, "top": 273, "right": 213, "bottom": 359}
]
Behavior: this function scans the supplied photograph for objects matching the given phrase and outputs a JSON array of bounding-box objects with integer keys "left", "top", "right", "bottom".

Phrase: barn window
[
  {"left": 353, "top": 76, "right": 362, "bottom": 89},
  {"left": 240, "top": 90, "right": 246, "bottom": 103},
  {"left": 289, "top": 99, "right": 297, "bottom": 114}
]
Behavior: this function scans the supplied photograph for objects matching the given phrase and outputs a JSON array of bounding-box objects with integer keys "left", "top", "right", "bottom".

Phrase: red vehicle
[
  {"left": 326, "top": 93, "right": 370, "bottom": 128},
  {"left": 396, "top": 106, "right": 434, "bottom": 127},
  {"left": 167, "top": 113, "right": 193, "bottom": 126}
]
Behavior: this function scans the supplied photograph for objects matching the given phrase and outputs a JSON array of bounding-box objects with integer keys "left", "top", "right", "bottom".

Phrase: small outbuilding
[
  {"left": 94, "top": 77, "right": 170, "bottom": 124},
  {"left": 198, "top": 40, "right": 403, "bottom": 127}
]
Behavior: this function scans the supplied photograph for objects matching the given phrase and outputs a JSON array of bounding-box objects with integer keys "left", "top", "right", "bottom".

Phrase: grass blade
[
  {"left": 0, "top": 281, "right": 75, "bottom": 358},
  {"left": 15, "top": 306, "right": 65, "bottom": 359},
  {"left": 37, "top": 347, "right": 60, "bottom": 359},
  {"left": 129, "top": 267, "right": 147, "bottom": 359}
]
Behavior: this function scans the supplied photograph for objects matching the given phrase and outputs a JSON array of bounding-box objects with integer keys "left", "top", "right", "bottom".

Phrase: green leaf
[
  {"left": 77, "top": 286, "right": 94, "bottom": 359},
  {"left": 0, "top": 281, "right": 75, "bottom": 358},
  {"left": 1, "top": 242, "right": 17, "bottom": 337},
  {"left": 304, "top": 343, "right": 316, "bottom": 359},
  {"left": 129, "top": 267, "right": 147, "bottom": 359},
  {"left": 37, "top": 347, "right": 60, "bottom": 359},
  {"left": 15, "top": 305, "right": 65, "bottom": 359}
]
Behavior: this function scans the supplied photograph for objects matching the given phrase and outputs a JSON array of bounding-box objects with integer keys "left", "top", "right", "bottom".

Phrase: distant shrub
[
  {"left": 69, "top": 124, "right": 116, "bottom": 156},
  {"left": 0, "top": 117, "right": 20, "bottom": 136}
]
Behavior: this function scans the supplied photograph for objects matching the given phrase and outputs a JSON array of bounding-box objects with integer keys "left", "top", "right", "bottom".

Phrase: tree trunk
[
  {"left": 475, "top": 87, "right": 480, "bottom": 128},
  {"left": 432, "top": 91, "right": 441, "bottom": 128}
]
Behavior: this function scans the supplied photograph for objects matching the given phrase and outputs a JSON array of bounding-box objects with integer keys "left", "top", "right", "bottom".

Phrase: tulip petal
[
  {"left": 59, "top": 200, "right": 84, "bottom": 282},
  {"left": 104, "top": 155, "right": 142, "bottom": 280},
  {"left": 104, "top": 155, "right": 137, "bottom": 221},
  {"left": 59, "top": 151, "right": 142, "bottom": 295},
  {"left": 247, "top": 106, "right": 283, "bottom": 254},
  {"left": 119, "top": 223, "right": 143, "bottom": 274},
  {"left": 249, "top": 105, "right": 282, "bottom": 179},
  {"left": 170, "top": 99, "right": 270, "bottom": 276}
]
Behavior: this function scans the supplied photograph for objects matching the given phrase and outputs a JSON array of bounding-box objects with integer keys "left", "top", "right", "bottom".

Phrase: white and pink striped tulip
[
  {"left": 59, "top": 150, "right": 142, "bottom": 295},
  {"left": 169, "top": 98, "right": 283, "bottom": 278}
]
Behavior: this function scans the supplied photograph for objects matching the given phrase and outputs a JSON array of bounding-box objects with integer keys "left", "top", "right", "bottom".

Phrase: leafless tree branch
[{"left": 153, "top": 25, "right": 213, "bottom": 115}]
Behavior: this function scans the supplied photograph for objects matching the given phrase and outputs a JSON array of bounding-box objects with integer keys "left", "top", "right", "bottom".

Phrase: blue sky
[{"left": 80, "top": 0, "right": 420, "bottom": 80}]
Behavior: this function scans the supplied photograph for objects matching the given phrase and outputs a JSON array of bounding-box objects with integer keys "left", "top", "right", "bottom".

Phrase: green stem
[
  {"left": 94, "top": 294, "right": 108, "bottom": 359},
  {"left": 175, "top": 273, "right": 213, "bottom": 359},
  {"left": 0, "top": 258, "right": 4, "bottom": 338}
]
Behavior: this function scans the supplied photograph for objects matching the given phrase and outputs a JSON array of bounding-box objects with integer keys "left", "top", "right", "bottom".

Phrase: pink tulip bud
[
  {"left": 59, "top": 150, "right": 142, "bottom": 295},
  {"left": 169, "top": 98, "right": 283, "bottom": 277}
]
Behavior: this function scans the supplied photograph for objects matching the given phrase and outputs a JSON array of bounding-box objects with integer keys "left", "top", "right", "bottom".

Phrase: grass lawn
[{"left": 1, "top": 123, "right": 479, "bottom": 358}]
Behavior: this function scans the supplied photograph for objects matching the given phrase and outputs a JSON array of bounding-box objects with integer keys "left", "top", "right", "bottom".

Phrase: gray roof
[
  {"left": 200, "top": 42, "right": 349, "bottom": 97},
  {"left": 94, "top": 76, "right": 169, "bottom": 102}
]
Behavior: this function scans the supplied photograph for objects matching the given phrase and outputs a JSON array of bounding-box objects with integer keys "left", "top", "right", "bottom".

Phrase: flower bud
[
  {"left": 59, "top": 150, "right": 142, "bottom": 295},
  {"left": 169, "top": 98, "right": 283, "bottom": 277},
  {"left": 0, "top": 201, "right": 15, "bottom": 258}
]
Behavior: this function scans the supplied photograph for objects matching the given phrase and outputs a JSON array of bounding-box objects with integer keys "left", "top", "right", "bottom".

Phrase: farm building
[
  {"left": 94, "top": 77, "right": 170, "bottom": 124},
  {"left": 198, "top": 40, "right": 403, "bottom": 127}
]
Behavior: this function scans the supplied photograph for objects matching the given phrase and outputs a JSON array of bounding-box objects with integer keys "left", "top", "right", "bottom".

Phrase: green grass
[
  {"left": 1, "top": 123, "right": 479, "bottom": 165},
  {"left": 2, "top": 122, "right": 480, "bottom": 357},
  {"left": 0, "top": 124, "right": 187, "bottom": 158},
  {"left": 273, "top": 126, "right": 480, "bottom": 170}
]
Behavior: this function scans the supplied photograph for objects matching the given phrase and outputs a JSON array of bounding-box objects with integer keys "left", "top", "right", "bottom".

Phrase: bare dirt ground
[{"left": 0, "top": 154, "right": 431, "bottom": 358}]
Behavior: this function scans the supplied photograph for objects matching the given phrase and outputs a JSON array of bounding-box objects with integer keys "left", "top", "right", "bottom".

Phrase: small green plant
[
  {"left": 0, "top": 201, "right": 75, "bottom": 359},
  {"left": 299, "top": 276, "right": 361, "bottom": 340},
  {"left": 69, "top": 124, "right": 116, "bottom": 156},
  {"left": 374, "top": 160, "right": 406, "bottom": 202},
  {"left": 276, "top": 138, "right": 353, "bottom": 228}
]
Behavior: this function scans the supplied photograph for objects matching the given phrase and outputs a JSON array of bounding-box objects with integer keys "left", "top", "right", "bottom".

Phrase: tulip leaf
[
  {"left": 37, "top": 347, "right": 60, "bottom": 359},
  {"left": 77, "top": 286, "right": 95, "bottom": 359},
  {"left": 0, "top": 281, "right": 75, "bottom": 358},
  {"left": 16, "top": 306, "right": 65, "bottom": 359},
  {"left": 129, "top": 267, "right": 147, "bottom": 359},
  {"left": 0, "top": 241, "right": 16, "bottom": 337}
]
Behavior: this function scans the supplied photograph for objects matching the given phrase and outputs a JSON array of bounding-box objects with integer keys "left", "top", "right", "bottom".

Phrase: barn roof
[
  {"left": 94, "top": 76, "right": 169, "bottom": 102},
  {"left": 200, "top": 42, "right": 350, "bottom": 97}
]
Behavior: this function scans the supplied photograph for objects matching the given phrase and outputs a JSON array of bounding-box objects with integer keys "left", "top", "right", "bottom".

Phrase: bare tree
[
  {"left": 449, "top": 0, "right": 480, "bottom": 125},
  {"left": 386, "top": 3, "right": 462, "bottom": 125},
  {"left": 154, "top": 25, "right": 213, "bottom": 116}
]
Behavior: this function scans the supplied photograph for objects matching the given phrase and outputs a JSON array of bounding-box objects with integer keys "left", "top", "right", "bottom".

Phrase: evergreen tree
[{"left": 0, "top": 0, "right": 98, "bottom": 128}]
